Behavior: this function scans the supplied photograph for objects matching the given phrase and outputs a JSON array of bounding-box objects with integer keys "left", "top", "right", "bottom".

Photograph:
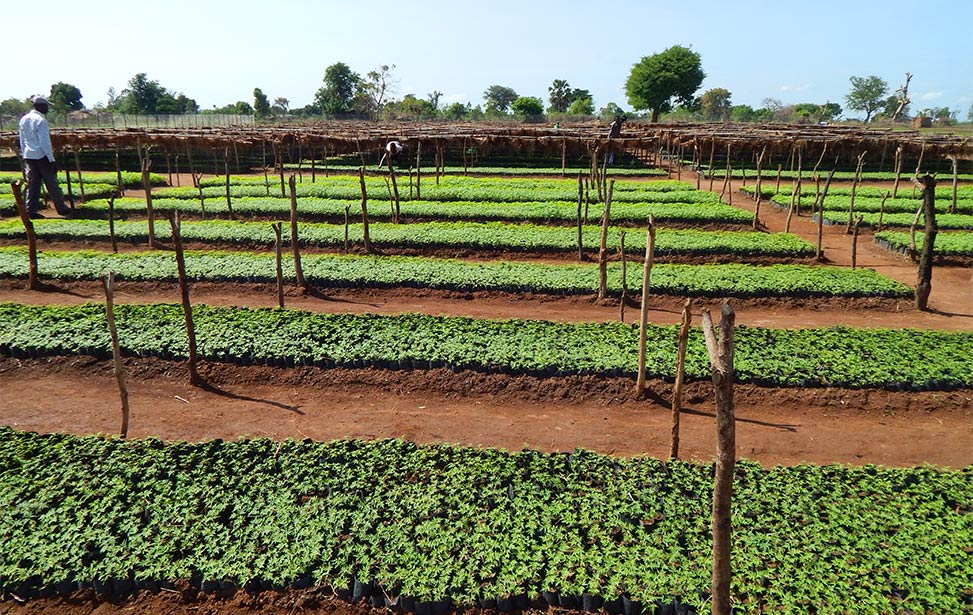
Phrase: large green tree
[
  {"left": 483, "top": 85, "right": 518, "bottom": 114},
  {"left": 253, "top": 88, "right": 271, "bottom": 118},
  {"left": 49, "top": 82, "right": 84, "bottom": 113},
  {"left": 315, "top": 62, "right": 362, "bottom": 115},
  {"left": 548, "top": 79, "right": 572, "bottom": 113},
  {"left": 699, "top": 87, "right": 732, "bottom": 121},
  {"left": 845, "top": 75, "right": 888, "bottom": 123},
  {"left": 511, "top": 96, "right": 544, "bottom": 117},
  {"left": 114, "top": 73, "right": 196, "bottom": 114},
  {"left": 625, "top": 45, "right": 705, "bottom": 122}
]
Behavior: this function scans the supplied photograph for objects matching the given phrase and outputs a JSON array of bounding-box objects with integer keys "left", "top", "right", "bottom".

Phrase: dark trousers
[{"left": 24, "top": 157, "right": 68, "bottom": 214}]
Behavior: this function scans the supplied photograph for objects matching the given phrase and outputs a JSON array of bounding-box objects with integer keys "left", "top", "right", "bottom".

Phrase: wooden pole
[
  {"left": 11, "top": 180, "right": 39, "bottom": 290},
  {"left": 702, "top": 302, "right": 736, "bottom": 615},
  {"left": 561, "top": 139, "right": 567, "bottom": 178},
  {"left": 108, "top": 197, "right": 118, "bottom": 253},
  {"left": 73, "top": 148, "right": 85, "bottom": 205},
  {"left": 618, "top": 231, "right": 628, "bottom": 322},
  {"left": 707, "top": 138, "right": 716, "bottom": 191},
  {"left": 168, "top": 212, "right": 202, "bottom": 386},
  {"left": 194, "top": 173, "right": 206, "bottom": 218},
  {"left": 915, "top": 175, "right": 938, "bottom": 310},
  {"left": 635, "top": 215, "right": 656, "bottom": 396},
  {"left": 877, "top": 192, "right": 890, "bottom": 232},
  {"left": 752, "top": 147, "right": 765, "bottom": 229},
  {"left": 102, "top": 270, "right": 131, "bottom": 439},
  {"left": 343, "top": 203, "right": 351, "bottom": 253},
  {"left": 415, "top": 141, "right": 422, "bottom": 200},
  {"left": 288, "top": 175, "right": 307, "bottom": 289},
  {"left": 775, "top": 162, "right": 782, "bottom": 195},
  {"left": 847, "top": 151, "right": 866, "bottom": 234},
  {"left": 786, "top": 148, "right": 802, "bottom": 233},
  {"left": 387, "top": 153, "right": 401, "bottom": 224},
  {"left": 892, "top": 146, "right": 903, "bottom": 198},
  {"left": 223, "top": 147, "right": 234, "bottom": 218},
  {"left": 114, "top": 147, "right": 124, "bottom": 198},
  {"left": 359, "top": 167, "right": 373, "bottom": 254},
  {"left": 63, "top": 149, "right": 75, "bottom": 209},
  {"left": 597, "top": 180, "right": 614, "bottom": 300},
  {"left": 577, "top": 173, "right": 584, "bottom": 261},
  {"left": 949, "top": 155, "right": 959, "bottom": 214},
  {"left": 141, "top": 152, "right": 158, "bottom": 249},
  {"left": 670, "top": 298, "right": 693, "bottom": 459},
  {"left": 816, "top": 166, "right": 838, "bottom": 261},
  {"left": 851, "top": 215, "right": 863, "bottom": 270},
  {"left": 275, "top": 143, "right": 286, "bottom": 198},
  {"left": 719, "top": 144, "right": 731, "bottom": 203},
  {"left": 272, "top": 222, "right": 284, "bottom": 309}
]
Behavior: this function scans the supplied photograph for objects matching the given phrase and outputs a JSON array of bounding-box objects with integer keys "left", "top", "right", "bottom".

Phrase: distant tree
[
  {"left": 548, "top": 79, "right": 572, "bottom": 113},
  {"left": 845, "top": 75, "right": 888, "bottom": 123},
  {"left": 625, "top": 45, "right": 705, "bottom": 122},
  {"left": 0, "top": 97, "right": 30, "bottom": 116},
  {"left": 427, "top": 91, "right": 443, "bottom": 111},
  {"left": 210, "top": 101, "right": 254, "bottom": 115},
  {"left": 114, "top": 73, "right": 195, "bottom": 114},
  {"left": 363, "top": 64, "right": 396, "bottom": 115},
  {"left": 729, "top": 104, "right": 755, "bottom": 122},
  {"left": 919, "top": 107, "right": 957, "bottom": 125},
  {"left": 511, "top": 96, "right": 544, "bottom": 118},
  {"left": 253, "top": 88, "right": 271, "bottom": 118},
  {"left": 567, "top": 96, "right": 594, "bottom": 115},
  {"left": 272, "top": 97, "right": 289, "bottom": 115},
  {"left": 49, "top": 82, "right": 84, "bottom": 112},
  {"left": 483, "top": 85, "right": 518, "bottom": 114},
  {"left": 392, "top": 94, "right": 437, "bottom": 119},
  {"left": 819, "top": 102, "right": 842, "bottom": 122},
  {"left": 158, "top": 93, "right": 198, "bottom": 114},
  {"left": 700, "top": 88, "right": 732, "bottom": 121},
  {"left": 967, "top": 102, "right": 973, "bottom": 123},
  {"left": 315, "top": 62, "right": 362, "bottom": 115},
  {"left": 569, "top": 88, "right": 592, "bottom": 105},
  {"left": 599, "top": 102, "right": 625, "bottom": 121},
  {"left": 468, "top": 105, "right": 485, "bottom": 120},
  {"left": 443, "top": 102, "right": 470, "bottom": 120}
]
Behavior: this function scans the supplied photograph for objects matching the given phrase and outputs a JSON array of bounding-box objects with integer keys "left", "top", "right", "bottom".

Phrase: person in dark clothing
[
  {"left": 377, "top": 140, "right": 405, "bottom": 169},
  {"left": 607, "top": 115, "right": 624, "bottom": 165},
  {"left": 18, "top": 96, "right": 69, "bottom": 218}
]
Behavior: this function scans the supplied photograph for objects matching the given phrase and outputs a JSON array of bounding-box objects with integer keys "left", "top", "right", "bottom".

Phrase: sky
[{"left": 6, "top": 0, "right": 972, "bottom": 119}]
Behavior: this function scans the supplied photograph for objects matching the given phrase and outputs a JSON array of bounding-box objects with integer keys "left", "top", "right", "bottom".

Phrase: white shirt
[
  {"left": 18, "top": 109, "right": 55, "bottom": 162},
  {"left": 386, "top": 141, "right": 403, "bottom": 154}
]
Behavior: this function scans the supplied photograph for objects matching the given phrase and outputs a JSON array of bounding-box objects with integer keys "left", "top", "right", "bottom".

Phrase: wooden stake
[
  {"left": 635, "top": 215, "right": 656, "bottom": 397},
  {"left": 597, "top": 180, "right": 614, "bottom": 300},
  {"left": 359, "top": 167, "right": 373, "bottom": 253},
  {"left": 752, "top": 147, "right": 765, "bottom": 229},
  {"left": 64, "top": 149, "right": 75, "bottom": 208},
  {"left": 73, "top": 148, "right": 85, "bottom": 205},
  {"left": 561, "top": 139, "right": 567, "bottom": 178},
  {"left": 577, "top": 173, "right": 584, "bottom": 261},
  {"left": 670, "top": 298, "right": 693, "bottom": 460},
  {"left": 618, "top": 231, "right": 628, "bottom": 322},
  {"left": 707, "top": 138, "right": 716, "bottom": 191},
  {"left": 223, "top": 147, "right": 235, "bottom": 218},
  {"left": 775, "top": 162, "right": 782, "bottom": 195},
  {"left": 701, "top": 302, "right": 736, "bottom": 615},
  {"left": 415, "top": 141, "right": 422, "bottom": 200},
  {"left": 387, "top": 153, "right": 401, "bottom": 224},
  {"left": 847, "top": 151, "right": 867, "bottom": 234},
  {"left": 343, "top": 203, "right": 351, "bottom": 253},
  {"left": 108, "top": 197, "right": 118, "bottom": 253},
  {"left": 877, "top": 191, "right": 890, "bottom": 232},
  {"left": 851, "top": 215, "right": 863, "bottom": 270},
  {"left": 141, "top": 152, "right": 157, "bottom": 249},
  {"left": 786, "top": 148, "right": 802, "bottom": 232},
  {"left": 102, "top": 270, "right": 131, "bottom": 438},
  {"left": 11, "top": 180, "right": 39, "bottom": 289},
  {"left": 272, "top": 222, "right": 284, "bottom": 309},
  {"left": 949, "top": 155, "right": 959, "bottom": 214},
  {"left": 287, "top": 175, "right": 307, "bottom": 289},
  {"left": 915, "top": 175, "right": 938, "bottom": 310},
  {"left": 168, "top": 212, "right": 202, "bottom": 386},
  {"left": 193, "top": 172, "right": 206, "bottom": 218},
  {"left": 815, "top": 166, "right": 838, "bottom": 261},
  {"left": 114, "top": 147, "right": 124, "bottom": 198},
  {"left": 892, "top": 146, "right": 903, "bottom": 198}
]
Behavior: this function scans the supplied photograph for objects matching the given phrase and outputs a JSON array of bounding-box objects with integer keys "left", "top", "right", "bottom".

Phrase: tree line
[{"left": 3, "top": 49, "right": 969, "bottom": 126}]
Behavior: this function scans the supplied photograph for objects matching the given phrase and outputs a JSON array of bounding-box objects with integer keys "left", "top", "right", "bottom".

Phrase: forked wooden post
[
  {"left": 359, "top": 167, "right": 373, "bottom": 253},
  {"left": 107, "top": 197, "right": 118, "bottom": 253},
  {"left": 618, "top": 231, "right": 628, "bottom": 322},
  {"left": 877, "top": 191, "right": 890, "bottom": 232},
  {"left": 223, "top": 147, "right": 235, "bottom": 218},
  {"left": 193, "top": 172, "right": 206, "bottom": 217},
  {"left": 287, "top": 175, "right": 307, "bottom": 289},
  {"left": 948, "top": 155, "right": 959, "bottom": 214},
  {"left": 851, "top": 215, "right": 863, "bottom": 270},
  {"left": 597, "top": 180, "right": 615, "bottom": 300},
  {"left": 387, "top": 153, "right": 401, "bottom": 223},
  {"left": 415, "top": 141, "right": 422, "bottom": 200},
  {"left": 272, "top": 222, "right": 284, "bottom": 309},
  {"left": 343, "top": 203, "right": 351, "bottom": 253},
  {"left": 64, "top": 148, "right": 75, "bottom": 208},
  {"left": 847, "top": 151, "right": 866, "bottom": 234},
  {"left": 915, "top": 174, "right": 938, "bottom": 310},
  {"left": 11, "top": 180, "right": 39, "bottom": 290},
  {"left": 73, "top": 148, "right": 85, "bottom": 205},
  {"left": 815, "top": 166, "right": 838, "bottom": 261},
  {"left": 670, "top": 298, "right": 693, "bottom": 459},
  {"left": 102, "top": 270, "right": 131, "bottom": 439},
  {"left": 635, "top": 214, "right": 656, "bottom": 396},
  {"left": 891, "top": 145, "right": 903, "bottom": 198},
  {"left": 701, "top": 302, "right": 736, "bottom": 615},
  {"left": 786, "top": 147, "right": 802, "bottom": 233},
  {"left": 576, "top": 173, "right": 584, "bottom": 261},
  {"left": 114, "top": 147, "right": 124, "bottom": 198},
  {"left": 752, "top": 147, "right": 765, "bottom": 229},
  {"left": 561, "top": 139, "right": 567, "bottom": 177},
  {"left": 168, "top": 212, "right": 202, "bottom": 386},
  {"left": 141, "top": 153, "right": 158, "bottom": 249}
]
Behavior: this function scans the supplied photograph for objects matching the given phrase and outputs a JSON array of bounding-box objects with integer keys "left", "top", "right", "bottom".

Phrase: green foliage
[
  {"left": 625, "top": 45, "right": 705, "bottom": 122},
  {"left": 511, "top": 97, "right": 545, "bottom": 118},
  {"left": 1, "top": 428, "right": 971, "bottom": 611},
  {"left": 817, "top": 210, "right": 973, "bottom": 230},
  {"left": 253, "top": 88, "right": 271, "bottom": 118},
  {"left": 0, "top": 303, "right": 969, "bottom": 390},
  {"left": 548, "top": 79, "right": 572, "bottom": 113},
  {"left": 112, "top": 73, "right": 198, "bottom": 114},
  {"left": 567, "top": 96, "right": 594, "bottom": 116},
  {"left": 845, "top": 75, "right": 888, "bottom": 123},
  {"left": 48, "top": 82, "right": 83, "bottom": 112},
  {"left": 0, "top": 219, "right": 815, "bottom": 260},
  {"left": 699, "top": 88, "right": 731, "bottom": 121},
  {"left": 0, "top": 247, "right": 911, "bottom": 300},
  {"left": 483, "top": 85, "right": 518, "bottom": 114},
  {"left": 875, "top": 231, "right": 973, "bottom": 256},
  {"left": 315, "top": 62, "right": 361, "bottom": 115}
]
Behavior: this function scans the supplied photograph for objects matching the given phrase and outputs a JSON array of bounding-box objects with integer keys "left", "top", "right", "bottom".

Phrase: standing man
[
  {"left": 606, "top": 115, "right": 624, "bottom": 166},
  {"left": 19, "top": 96, "right": 69, "bottom": 218}
]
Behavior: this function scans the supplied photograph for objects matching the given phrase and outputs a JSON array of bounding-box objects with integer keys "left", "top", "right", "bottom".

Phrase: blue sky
[{"left": 7, "top": 0, "right": 972, "bottom": 119}]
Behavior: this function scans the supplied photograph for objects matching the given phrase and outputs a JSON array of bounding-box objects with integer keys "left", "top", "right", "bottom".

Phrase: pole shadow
[{"left": 196, "top": 379, "right": 304, "bottom": 415}]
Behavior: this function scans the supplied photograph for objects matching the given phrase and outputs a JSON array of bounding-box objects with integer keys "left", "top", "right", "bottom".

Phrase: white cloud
[{"left": 919, "top": 91, "right": 944, "bottom": 101}]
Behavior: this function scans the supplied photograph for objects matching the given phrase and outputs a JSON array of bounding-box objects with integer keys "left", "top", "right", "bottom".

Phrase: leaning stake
[
  {"left": 272, "top": 222, "right": 284, "bottom": 309},
  {"left": 635, "top": 214, "right": 656, "bottom": 396},
  {"left": 102, "top": 270, "right": 131, "bottom": 438},
  {"left": 168, "top": 212, "right": 202, "bottom": 386},
  {"left": 10, "top": 180, "right": 39, "bottom": 290},
  {"left": 288, "top": 175, "right": 307, "bottom": 289},
  {"left": 670, "top": 298, "right": 693, "bottom": 459}
]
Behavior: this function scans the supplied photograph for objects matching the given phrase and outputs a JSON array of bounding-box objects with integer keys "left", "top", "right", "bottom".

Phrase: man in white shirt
[
  {"left": 18, "top": 96, "right": 69, "bottom": 218},
  {"left": 377, "top": 140, "right": 405, "bottom": 169}
]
